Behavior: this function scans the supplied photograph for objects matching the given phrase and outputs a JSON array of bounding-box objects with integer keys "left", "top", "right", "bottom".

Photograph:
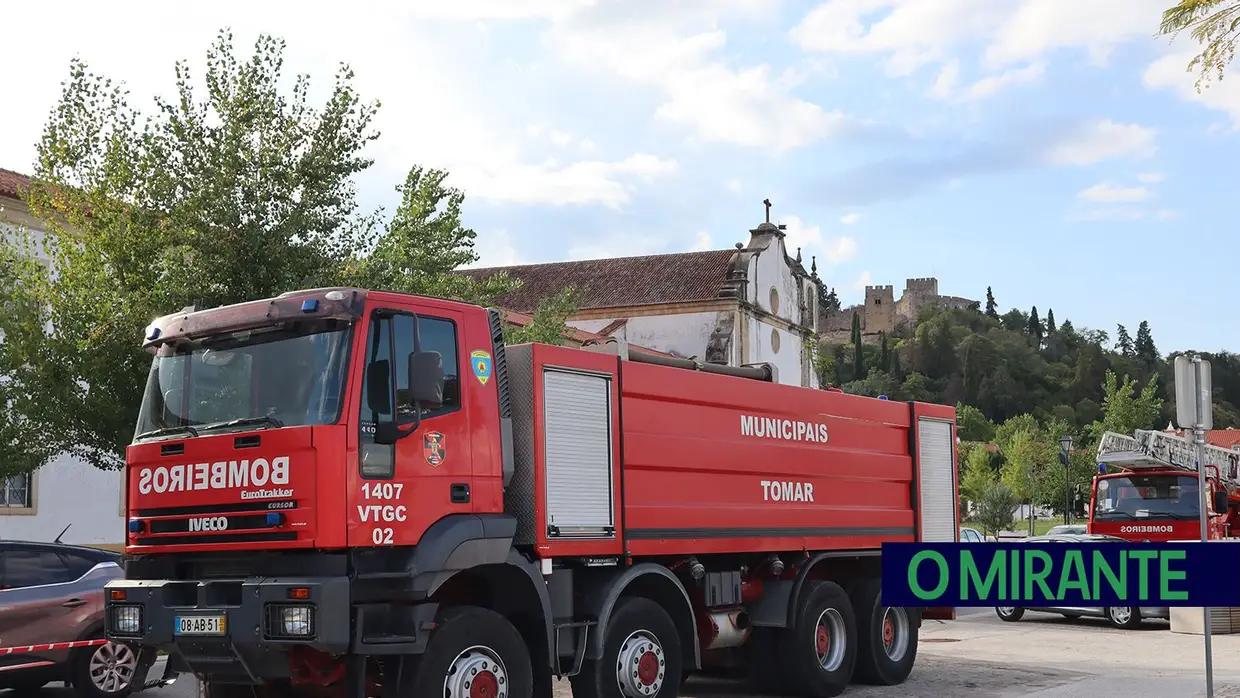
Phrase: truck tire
[
  {"left": 569, "top": 596, "right": 683, "bottom": 698},
  {"left": 779, "top": 580, "right": 857, "bottom": 698},
  {"left": 847, "top": 577, "right": 918, "bottom": 686},
  {"left": 413, "top": 605, "right": 533, "bottom": 698}
]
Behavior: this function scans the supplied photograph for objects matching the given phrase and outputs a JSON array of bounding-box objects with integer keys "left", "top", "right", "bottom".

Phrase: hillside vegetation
[{"left": 815, "top": 287, "right": 1240, "bottom": 533}]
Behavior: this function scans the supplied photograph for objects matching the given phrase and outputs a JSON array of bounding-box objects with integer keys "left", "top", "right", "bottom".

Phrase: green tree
[
  {"left": 961, "top": 443, "right": 997, "bottom": 504},
  {"left": 1116, "top": 324, "right": 1134, "bottom": 356},
  {"left": 851, "top": 311, "right": 866, "bottom": 379},
  {"left": 975, "top": 482, "right": 1018, "bottom": 538},
  {"left": 999, "top": 428, "right": 1040, "bottom": 533},
  {"left": 1045, "top": 308, "right": 1056, "bottom": 334},
  {"left": 984, "top": 286, "right": 999, "bottom": 318},
  {"left": 1027, "top": 306, "right": 1043, "bottom": 346},
  {"left": 503, "top": 287, "right": 581, "bottom": 345},
  {"left": 879, "top": 332, "right": 890, "bottom": 372},
  {"left": 1135, "top": 321, "right": 1159, "bottom": 368},
  {"left": 819, "top": 285, "right": 841, "bottom": 315},
  {"left": 343, "top": 164, "right": 516, "bottom": 303},
  {"left": 955, "top": 403, "right": 996, "bottom": 442},
  {"left": 1088, "top": 370, "right": 1164, "bottom": 441},
  {"left": 1159, "top": 0, "right": 1240, "bottom": 91},
  {"left": 0, "top": 30, "right": 515, "bottom": 473}
]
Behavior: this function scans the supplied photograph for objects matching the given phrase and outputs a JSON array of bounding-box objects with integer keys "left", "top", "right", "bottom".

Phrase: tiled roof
[
  {"left": 1162, "top": 424, "right": 1240, "bottom": 450},
  {"left": 457, "top": 249, "right": 737, "bottom": 313},
  {"left": 0, "top": 168, "right": 31, "bottom": 200},
  {"left": 1209, "top": 429, "right": 1240, "bottom": 450}
]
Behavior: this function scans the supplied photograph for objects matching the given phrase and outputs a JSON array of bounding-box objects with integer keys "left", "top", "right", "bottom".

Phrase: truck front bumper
[{"left": 103, "top": 576, "right": 351, "bottom": 657}]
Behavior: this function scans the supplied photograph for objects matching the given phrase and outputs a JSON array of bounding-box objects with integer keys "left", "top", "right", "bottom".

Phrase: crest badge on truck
[
  {"left": 423, "top": 431, "right": 446, "bottom": 467},
  {"left": 471, "top": 350, "right": 493, "bottom": 386}
]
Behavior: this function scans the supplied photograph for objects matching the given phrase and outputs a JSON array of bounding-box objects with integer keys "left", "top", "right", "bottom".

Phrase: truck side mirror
[
  {"left": 366, "top": 360, "right": 392, "bottom": 416},
  {"left": 407, "top": 351, "right": 445, "bottom": 408},
  {"left": 1214, "top": 490, "right": 1229, "bottom": 514}
]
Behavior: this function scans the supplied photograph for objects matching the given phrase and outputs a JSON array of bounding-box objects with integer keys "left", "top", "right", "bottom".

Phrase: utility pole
[{"left": 1175, "top": 353, "right": 1215, "bottom": 698}]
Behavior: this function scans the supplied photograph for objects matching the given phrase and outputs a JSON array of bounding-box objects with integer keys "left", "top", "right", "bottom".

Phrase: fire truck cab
[{"left": 1090, "top": 429, "right": 1240, "bottom": 541}]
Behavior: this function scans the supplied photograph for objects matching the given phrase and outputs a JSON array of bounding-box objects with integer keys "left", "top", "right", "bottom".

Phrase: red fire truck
[
  {"left": 1090, "top": 429, "right": 1240, "bottom": 541},
  {"left": 103, "top": 287, "right": 959, "bottom": 698}
]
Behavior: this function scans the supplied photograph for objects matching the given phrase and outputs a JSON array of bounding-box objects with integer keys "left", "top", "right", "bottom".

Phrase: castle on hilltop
[{"left": 820, "top": 277, "right": 976, "bottom": 341}]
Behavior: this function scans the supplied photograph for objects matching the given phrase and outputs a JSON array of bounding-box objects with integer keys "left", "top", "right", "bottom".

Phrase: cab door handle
[{"left": 63, "top": 598, "right": 87, "bottom": 608}]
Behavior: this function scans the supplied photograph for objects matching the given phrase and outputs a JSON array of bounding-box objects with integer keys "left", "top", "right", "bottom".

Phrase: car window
[{"left": 2, "top": 549, "right": 85, "bottom": 588}]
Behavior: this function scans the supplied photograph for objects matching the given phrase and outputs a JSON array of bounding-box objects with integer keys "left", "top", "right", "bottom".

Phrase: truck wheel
[
  {"left": 569, "top": 596, "right": 682, "bottom": 698},
  {"left": 995, "top": 607, "right": 1024, "bottom": 622},
  {"left": 1106, "top": 606, "right": 1142, "bottom": 630},
  {"left": 780, "top": 580, "right": 857, "bottom": 698},
  {"left": 412, "top": 606, "right": 533, "bottom": 698},
  {"left": 848, "top": 577, "right": 919, "bottom": 686}
]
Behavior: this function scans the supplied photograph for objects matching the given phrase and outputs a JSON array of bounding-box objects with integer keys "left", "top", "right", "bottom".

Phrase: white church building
[{"left": 461, "top": 216, "right": 824, "bottom": 388}]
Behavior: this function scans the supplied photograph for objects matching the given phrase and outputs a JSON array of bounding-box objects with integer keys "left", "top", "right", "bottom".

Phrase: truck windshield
[
  {"left": 1093, "top": 474, "right": 1200, "bottom": 520},
  {"left": 133, "top": 320, "right": 352, "bottom": 441}
]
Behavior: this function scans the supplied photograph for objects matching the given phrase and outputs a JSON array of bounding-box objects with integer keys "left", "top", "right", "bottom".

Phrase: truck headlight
[
  {"left": 264, "top": 604, "right": 315, "bottom": 639},
  {"left": 109, "top": 605, "right": 143, "bottom": 636}
]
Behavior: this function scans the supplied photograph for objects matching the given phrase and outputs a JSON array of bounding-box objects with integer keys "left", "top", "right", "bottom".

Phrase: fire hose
[{"left": 0, "top": 639, "right": 180, "bottom": 690}]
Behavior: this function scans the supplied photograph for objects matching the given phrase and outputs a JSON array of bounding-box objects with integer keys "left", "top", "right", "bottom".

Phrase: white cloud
[
  {"left": 1077, "top": 182, "right": 1152, "bottom": 203},
  {"left": 780, "top": 215, "right": 858, "bottom": 265},
  {"left": 792, "top": 1, "right": 1165, "bottom": 92},
  {"left": 463, "top": 228, "right": 529, "bottom": 268},
  {"left": 847, "top": 270, "right": 874, "bottom": 293},
  {"left": 725, "top": 178, "right": 744, "bottom": 194},
  {"left": 1068, "top": 206, "right": 1176, "bottom": 222},
  {"left": 1137, "top": 172, "right": 1165, "bottom": 183},
  {"left": 689, "top": 231, "right": 714, "bottom": 251},
  {"left": 1144, "top": 46, "right": 1240, "bottom": 128},
  {"left": 567, "top": 232, "right": 667, "bottom": 261},
  {"left": 538, "top": 1, "right": 856, "bottom": 151},
  {"left": 454, "top": 154, "right": 678, "bottom": 209},
  {"left": 839, "top": 212, "right": 862, "bottom": 225},
  {"left": 930, "top": 60, "right": 1045, "bottom": 101},
  {"left": 0, "top": 1, "right": 678, "bottom": 212},
  {"left": 1039, "top": 120, "right": 1157, "bottom": 166}
]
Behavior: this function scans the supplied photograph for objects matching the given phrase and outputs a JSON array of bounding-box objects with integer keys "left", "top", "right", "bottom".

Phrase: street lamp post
[{"left": 1059, "top": 434, "right": 1074, "bottom": 525}]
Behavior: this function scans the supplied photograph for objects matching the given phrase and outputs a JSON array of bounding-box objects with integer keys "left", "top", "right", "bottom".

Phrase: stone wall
[{"left": 818, "top": 277, "right": 976, "bottom": 340}]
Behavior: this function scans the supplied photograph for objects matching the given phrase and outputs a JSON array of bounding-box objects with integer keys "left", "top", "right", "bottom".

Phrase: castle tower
[
  {"left": 898, "top": 277, "right": 940, "bottom": 322},
  {"left": 863, "top": 285, "right": 895, "bottom": 333}
]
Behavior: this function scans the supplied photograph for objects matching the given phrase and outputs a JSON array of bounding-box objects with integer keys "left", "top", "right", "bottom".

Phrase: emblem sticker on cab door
[
  {"left": 423, "top": 431, "right": 446, "bottom": 467},
  {"left": 471, "top": 350, "right": 492, "bottom": 386}
]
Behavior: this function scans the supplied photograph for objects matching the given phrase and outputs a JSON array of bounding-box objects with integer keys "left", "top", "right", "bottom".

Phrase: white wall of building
[
  {"left": 0, "top": 453, "right": 125, "bottom": 546},
  {"left": 745, "top": 318, "right": 811, "bottom": 388},
  {"left": 571, "top": 312, "right": 720, "bottom": 361}
]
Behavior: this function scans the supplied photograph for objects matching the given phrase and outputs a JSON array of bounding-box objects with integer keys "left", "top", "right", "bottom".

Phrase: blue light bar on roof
[{"left": 301, "top": 299, "right": 320, "bottom": 313}]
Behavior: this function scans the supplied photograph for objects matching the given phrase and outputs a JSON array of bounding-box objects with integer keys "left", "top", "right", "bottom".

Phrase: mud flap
[{"left": 136, "top": 648, "right": 183, "bottom": 691}]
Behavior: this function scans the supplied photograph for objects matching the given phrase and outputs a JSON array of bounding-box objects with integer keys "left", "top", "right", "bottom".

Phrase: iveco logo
[{"left": 189, "top": 516, "right": 229, "bottom": 532}]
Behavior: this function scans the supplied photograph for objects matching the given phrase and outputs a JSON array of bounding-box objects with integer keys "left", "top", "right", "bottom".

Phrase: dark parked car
[
  {"left": 994, "top": 533, "right": 1170, "bottom": 629},
  {"left": 0, "top": 540, "right": 148, "bottom": 697}
]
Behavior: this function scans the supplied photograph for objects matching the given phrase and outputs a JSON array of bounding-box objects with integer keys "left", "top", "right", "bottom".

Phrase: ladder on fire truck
[{"left": 1096, "top": 428, "right": 1240, "bottom": 487}]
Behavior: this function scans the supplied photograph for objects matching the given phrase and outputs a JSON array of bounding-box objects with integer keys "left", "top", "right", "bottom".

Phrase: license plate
[{"left": 174, "top": 615, "right": 226, "bottom": 636}]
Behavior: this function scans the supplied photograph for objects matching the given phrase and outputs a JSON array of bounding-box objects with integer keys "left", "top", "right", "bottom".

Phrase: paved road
[{"left": 14, "top": 606, "right": 1239, "bottom": 697}]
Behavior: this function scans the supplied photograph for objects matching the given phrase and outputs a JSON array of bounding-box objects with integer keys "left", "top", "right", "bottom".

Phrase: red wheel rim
[{"left": 470, "top": 670, "right": 499, "bottom": 698}]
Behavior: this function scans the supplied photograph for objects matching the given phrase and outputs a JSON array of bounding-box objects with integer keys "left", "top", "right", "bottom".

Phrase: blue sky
[{"left": 2, "top": 0, "right": 1236, "bottom": 353}]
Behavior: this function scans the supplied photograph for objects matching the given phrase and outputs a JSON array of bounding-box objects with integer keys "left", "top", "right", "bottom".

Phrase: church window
[
  {"left": 770, "top": 328, "right": 781, "bottom": 354},
  {"left": 769, "top": 287, "right": 780, "bottom": 315}
]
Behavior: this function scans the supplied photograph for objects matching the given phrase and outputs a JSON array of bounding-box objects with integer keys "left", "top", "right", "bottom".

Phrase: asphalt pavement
[{"left": 11, "top": 605, "right": 1232, "bottom": 697}]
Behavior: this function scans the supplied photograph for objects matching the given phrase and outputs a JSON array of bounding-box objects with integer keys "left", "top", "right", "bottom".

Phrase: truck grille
[{"left": 132, "top": 501, "right": 300, "bottom": 547}]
